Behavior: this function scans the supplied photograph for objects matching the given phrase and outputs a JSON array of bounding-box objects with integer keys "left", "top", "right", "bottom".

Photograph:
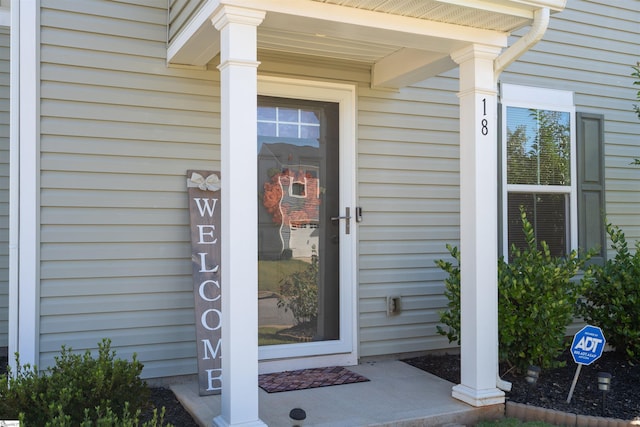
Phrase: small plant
[
  {"left": 435, "top": 244, "right": 461, "bottom": 345},
  {"left": 578, "top": 222, "right": 640, "bottom": 362},
  {"left": 278, "top": 245, "right": 319, "bottom": 325},
  {"left": 436, "top": 208, "right": 594, "bottom": 372},
  {"left": 0, "top": 339, "right": 170, "bottom": 426}
]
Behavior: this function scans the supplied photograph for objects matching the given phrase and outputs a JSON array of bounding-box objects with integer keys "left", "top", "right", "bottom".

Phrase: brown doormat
[{"left": 258, "top": 366, "right": 369, "bottom": 393}]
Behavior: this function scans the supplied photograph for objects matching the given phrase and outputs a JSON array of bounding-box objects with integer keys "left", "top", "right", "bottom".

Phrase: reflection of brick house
[
  {"left": 258, "top": 142, "right": 321, "bottom": 259},
  {"left": 277, "top": 171, "right": 320, "bottom": 259}
]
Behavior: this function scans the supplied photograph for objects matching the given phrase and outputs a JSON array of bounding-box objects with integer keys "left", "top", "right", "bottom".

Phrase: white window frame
[{"left": 500, "top": 84, "right": 578, "bottom": 255}]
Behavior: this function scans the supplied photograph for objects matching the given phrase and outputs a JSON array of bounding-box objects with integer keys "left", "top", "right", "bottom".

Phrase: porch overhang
[
  {"left": 167, "top": 1, "right": 567, "bottom": 425},
  {"left": 167, "top": 0, "right": 565, "bottom": 89}
]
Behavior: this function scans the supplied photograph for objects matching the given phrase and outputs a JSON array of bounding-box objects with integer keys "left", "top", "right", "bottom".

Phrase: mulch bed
[
  {"left": 403, "top": 350, "right": 640, "bottom": 421},
  {"left": 142, "top": 387, "right": 199, "bottom": 427}
]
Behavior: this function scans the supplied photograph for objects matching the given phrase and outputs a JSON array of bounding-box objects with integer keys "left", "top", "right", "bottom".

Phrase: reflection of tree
[
  {"left": 507, "top": 124, "right": 529, "bottom": 182},
  {"left": 507, "top": 109, "right": 570, "bottom": 185},
  {"left": 262, "top": 168, "right": 285, "bottom": 224},
  {"left": 262, "top": 168, "right": 320, "bottom": 225}
]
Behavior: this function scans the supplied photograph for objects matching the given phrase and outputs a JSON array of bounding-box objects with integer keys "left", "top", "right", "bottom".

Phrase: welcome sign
[{"left": 186, "top": 170, "right": 222, "bottom": 396}]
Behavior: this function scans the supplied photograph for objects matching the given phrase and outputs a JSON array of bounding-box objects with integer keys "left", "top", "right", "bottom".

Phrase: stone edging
[{"left": 506, "top": 401, "right": 637, "bottom": 427}]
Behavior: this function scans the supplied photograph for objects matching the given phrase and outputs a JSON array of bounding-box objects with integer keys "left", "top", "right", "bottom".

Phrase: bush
[
  {"left": 16, "top": 404, "right": 169, "bottom": 427},
  {"left": 278, "top": 245, "right": 319, "bottom": 325},
  {"left": 578, "top": 222, "right": 640, "bottom": 362},
  {"left": 435, "top": 244, "right": 461, "bottom": 345},
  {"left": 0, "top": 339, "right": 169, "bottom": 426},
  {"left": 437, "top": 208, "right": 594, "bottom": 372}
]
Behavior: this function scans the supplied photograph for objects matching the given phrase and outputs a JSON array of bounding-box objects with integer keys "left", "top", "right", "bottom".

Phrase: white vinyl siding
[
  {"left": 0, "top": 28, "right": 8, "bottom": 349},
  {"left": 33, "top": 0, "right": 640, "bottom": 378},
  {"left": 357, "top": 76, "right": 462, "bottom": 357},
  {"left": 501, "top": 0, "right": 640, "bottom": 249},
  {"left": 168, "top": 0, "right": 206, "bottom": 45},
  {"left": 39, "top": 0, "right": 218, "bottom": 378}
]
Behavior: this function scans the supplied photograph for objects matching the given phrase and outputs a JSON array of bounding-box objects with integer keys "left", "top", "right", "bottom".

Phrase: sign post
[
  {"left": 566, "top": 325, "right": 606, "bottom": 403},
  {"left": 187, "top": 170, "right": 223, "bottom": 396}
]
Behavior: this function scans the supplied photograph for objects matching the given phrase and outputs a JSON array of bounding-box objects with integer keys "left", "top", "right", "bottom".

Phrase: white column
[
  {"left": 10, "top": 0, "right": 41, "bottom": 370},
  {"left": 450, "top": 44, "right": 505, "bottom": 407},
  {"left": 212, "top": 6, "right": 266, "bottom": 427}
]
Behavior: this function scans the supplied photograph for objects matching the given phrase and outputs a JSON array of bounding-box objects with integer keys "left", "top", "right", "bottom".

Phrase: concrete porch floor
[{"left": 171, "top": 360, "right": 504, "bottom": 427}]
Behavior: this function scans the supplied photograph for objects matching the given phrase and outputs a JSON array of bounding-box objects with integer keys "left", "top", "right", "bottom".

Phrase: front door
[{"left": 256, "top": 77, "right": 356, "bottom": 371}]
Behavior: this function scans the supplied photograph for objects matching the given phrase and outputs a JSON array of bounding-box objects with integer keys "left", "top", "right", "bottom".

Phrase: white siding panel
[
  {"left": 41, "top": 225, "right": 188, "bottom": 242},
  {"left": 36, "top": 0, "right": 640, "bottom": 371},
  {"left": 357, "top": 78, "right": 463, "bottom": 357},
  {"left": 42, "top": 82, "right": 218, "bottom": 113},
  {"left": 42, "top": 118, "right": 218, "bottom": 145},
  {"left": 41, "top": 243, "right": 192, "bottom": 262},
  {"left": 359, "top": 282, "right": 447, "bottom": 299},
  {"left": 41, "top": 100, "right": 216, "bottom": 129},
  {"left": 40, "top": 276, "right": 193, "bottom": 298},
  {"left": 42, "top": 62, "right": 216, "bottom": 92},
  {"left": 42, "top": 27, "right": 166, "bottom": 59},
  {"left": 169, "top": 0, "right": 206, "bottom": 44},
  {"left": 38, "top": 1, "right": 216, "bottom": 378},
  {"left": 41, "top": 189, "right": 187, "bottom": 209},
  {"left": 43, "top": 0, "right": 166, "bottom": 25},
  {"left": 42, "top": 8, "right": 164, "bottom": 42},
  {"left": 39, "top": 326, "right": 200, "bottom": 378},
  {"left": 41, "top": 293, "right": 195, "bottom": 316},
  {"left": 42, "top": 209, "right": 188, "bottom": 228}
]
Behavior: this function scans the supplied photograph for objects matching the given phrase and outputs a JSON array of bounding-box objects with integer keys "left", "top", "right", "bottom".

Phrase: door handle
[{"left": 330, "top": 207, "right": 351, "bottom": 234}]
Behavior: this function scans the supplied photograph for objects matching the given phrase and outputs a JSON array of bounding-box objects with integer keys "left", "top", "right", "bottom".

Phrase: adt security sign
[{"left": 570, "top": 325, "right": 606, "bottom": 365}]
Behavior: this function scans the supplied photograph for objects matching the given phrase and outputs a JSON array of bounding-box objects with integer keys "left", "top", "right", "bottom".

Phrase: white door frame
[{"left": 257, "top": 76, "right": 357, "bottom": 374}]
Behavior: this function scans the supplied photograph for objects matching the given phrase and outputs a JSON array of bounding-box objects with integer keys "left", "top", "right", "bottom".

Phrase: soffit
[
  {"left": 168, "top": 0, "right": 565, "bottom": 87},
  {"left": 311, "top": 0, "right": 531, "bottom": 33}
]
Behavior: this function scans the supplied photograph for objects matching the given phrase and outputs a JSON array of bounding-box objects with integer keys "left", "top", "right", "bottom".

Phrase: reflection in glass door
[{"left": 257, "top": 96, "right": 340, "bottom": 348}]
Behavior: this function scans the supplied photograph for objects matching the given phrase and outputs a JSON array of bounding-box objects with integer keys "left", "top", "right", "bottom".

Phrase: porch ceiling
[{"left": 167, "top": 0, "right": 566, "bottom": 88}]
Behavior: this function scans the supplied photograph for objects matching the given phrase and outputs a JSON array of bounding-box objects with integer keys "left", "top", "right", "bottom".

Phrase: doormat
[{"left": 258, "top": 366, "right": 369, "bottom": 393}]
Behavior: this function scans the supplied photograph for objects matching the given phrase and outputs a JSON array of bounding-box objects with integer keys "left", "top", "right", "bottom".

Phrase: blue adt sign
[{"left": 570, "top": 325, "right": 606, "bottom": 365}]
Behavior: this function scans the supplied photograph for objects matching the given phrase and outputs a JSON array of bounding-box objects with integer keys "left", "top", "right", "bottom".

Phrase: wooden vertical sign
[{"left": 186, "top": 170, "right": 222, "bottom": 395}]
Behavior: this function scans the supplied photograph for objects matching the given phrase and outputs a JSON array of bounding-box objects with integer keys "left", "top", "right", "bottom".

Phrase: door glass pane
[{"left": 257, "top": 96, "right": 340, "bottom": 346}]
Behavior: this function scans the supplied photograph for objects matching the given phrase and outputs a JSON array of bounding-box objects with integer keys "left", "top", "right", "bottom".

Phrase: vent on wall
[{"left": 386, "top": 296, "right": 402, "bottom": 316}]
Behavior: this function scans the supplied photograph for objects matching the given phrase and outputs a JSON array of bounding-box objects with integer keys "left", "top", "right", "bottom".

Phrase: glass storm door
[{"left": 257, "top": 95, "right": 344, "bottom": 360}]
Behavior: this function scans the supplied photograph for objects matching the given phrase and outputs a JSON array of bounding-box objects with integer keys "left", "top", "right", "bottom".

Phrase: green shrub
[
  {"left": 17, "top": 404, "right": 170, "bottom": 427},
  {"left": 436, "top": 208, "right": 594, "bottom": 372},
  {"left": 578, "top": 222, "right": 640, "bottom": 362},
  {"left": 435, "top": 244, "right": 461, "bottom": 345},
  {"left": 0, "top": 339, "right": 167, "bottom": 426}
]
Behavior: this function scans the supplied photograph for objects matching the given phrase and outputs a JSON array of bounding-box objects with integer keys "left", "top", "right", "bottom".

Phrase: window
[
  {"left": 258, "top": 105, "right": 320, "bottom": 139},
  {"left": 500, "top": 84, "right": 577, "bottom": 257},
  {"left": 291, "top": 180, "right": 307, "bottom": 197}
]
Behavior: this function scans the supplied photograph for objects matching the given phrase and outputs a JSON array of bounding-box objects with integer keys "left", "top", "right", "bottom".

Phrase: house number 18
[{"left": 481, "top": 98, "right": 488, "bottom": 136}]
